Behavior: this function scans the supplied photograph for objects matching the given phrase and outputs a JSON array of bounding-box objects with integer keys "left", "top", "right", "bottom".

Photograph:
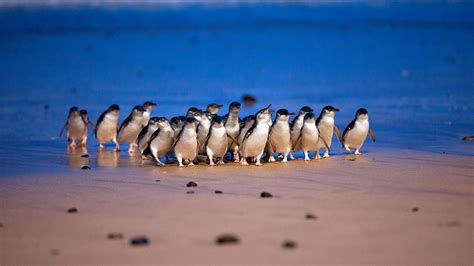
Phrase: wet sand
[{"left": 1, "top": 149, "right": 472, "bottom": 265}]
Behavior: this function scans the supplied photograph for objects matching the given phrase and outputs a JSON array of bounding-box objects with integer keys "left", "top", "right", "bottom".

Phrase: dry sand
[{"left": 1, "top": 149, "right": 472, "bottom": 265}]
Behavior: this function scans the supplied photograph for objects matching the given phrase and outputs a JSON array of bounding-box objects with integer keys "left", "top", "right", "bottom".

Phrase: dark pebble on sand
[
  {"left": 186, "top": 181, "right": 197, "bottom": 187},
  {"left": 81, "top": 166, "right": 91, "bottom": 170},
  {"left": 462, "top": 136, "right": 474, "bottom": 142},
  {"left": 50, "top": 249, "right": 60, "bottom": 256},
  {"left": 216, "top": 234, "right": 240, "bottom": 245},
  {"left": 187, "top": 190, "right": 195, "bottom": 194},
  {"left": 67, "top": 208, "right": 78, "bottom": 213},
  {"left": 0, "top": 223, "right": 3, "bottom": 228},
  {"left": 412, "top": 207, "right": 419, "bottom": 212},
  {"left": 130, "top": 236, "right": 149, "bottom": 246},
  {"left": 107, "top": 233, "right": 124, "bottom": 240},
  {"left": 282, "top": 240, "right": 297, "bottom": 249},
  {"left": 81, "top": 154, "right": 89, "bottom": 158},
  {"left": 242, "top": 94, "right": 257, "bottom": 106},
  {"left": 260, "top": 192, "right": 272, "bottom": 198},
  {"left": 215, "top": 190, "right": 223, "bottom": 194},
  {"left": 305, "top": 213, "right": 317, "bottom": 220},
  {"left": 155, "top": 179, "right": 160, "bottom": 182}
]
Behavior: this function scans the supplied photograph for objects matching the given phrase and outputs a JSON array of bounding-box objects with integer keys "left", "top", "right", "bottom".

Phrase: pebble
[
  {"left": 186, "top": 181, "right": 197, "bottom": 187},
  {"left": 81, "top": 154, "right": 89, "bottom": 158},
  {"left": 282, "top": 240, "right": 297, "bottom": 249},
  {"left": 260, "top": 192, "right": 273, "bottom": 198},
  {"left": 187, "top": 190, "right": 195, "bottom": 194},
  {"left": 412, "top": 207, "right": 419, "bottom": 212},
  {"left": 67, "top": 208, "right": 78, "bottom": 213},
  {"left": 215, "top": 190, "right": 223, "bottom": 194},
  {"left": 81, "top": 166, "right": 91, "bottom": 170},
  {"left": 107, "top": 233, "right": 124, "bottom": 240},
  {"left": 50, "top": 249, "right": 60, "bottom": 256},
  {"left": 155, "top": 179, "right": 160, "bottom": 182},
  {"left": 462, "top": 136, "right": 474, "bottom": 142},
  {"left": 130, "top": 236, "right": 149, "bottom": 246},
  {"left": 0, "top": 223, "right": 3, "bottom": 228},
  {"left": 305, "top": 213, "right": 317, "bottom": 220},
  {"left": 242, "top": 94, "right": 257, "bottom": 107},
  {"left": 215, "top": 234, "right": 240, "bottom": 245}
]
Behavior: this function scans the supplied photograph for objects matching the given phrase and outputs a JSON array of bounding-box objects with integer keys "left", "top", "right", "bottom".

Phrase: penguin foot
[
  {"left": 240, "top": 158, "right": 249, "bottom": 166},
  {"left": 255, "top": 161, "right": 263, "bottom": 166},
  {"left": 99, "top": 144, "right": 105, "bottom": 151},
  {"left": 323, "top": 153, "right": 330, "bottom": 158},
  {"left": 69, "top": 143, "right": 77, "bottom": 149},
  {"left": 155, "top": 162, "right": 166, "bottom": 167},
  {"left": 188, "top": 162, "right": 195, "bottom": 167},
  {"left": 218, "top": 160, "right": 225, "bottom": 165},
  {"left": 354, "top": 150, "right": 361, "bottom": 155},
  {"left": 114, "top": 148, "right": 120, "bottom": 152},
  {"left": 344, "top": 145, "right": 351, "bottom": 152},
  {"left": 281, "top": 159, "right": 288, "bottom": 163},
  {"left": 268, "top": 156, "right": 276, "bottom": 163}
]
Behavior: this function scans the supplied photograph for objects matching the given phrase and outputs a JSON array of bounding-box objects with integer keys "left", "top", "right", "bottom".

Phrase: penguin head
[
  {"left": 170, "top": 116, "right": 186, "bottom": 130},
  {"left": 211, "top": 116, "right": 225, "bottom": 128},
  {"left": 155, "top": 117, "right": 170, "bottom": 128},
  {"left": 185, "top": 117, "right": 198, "bottom": 129},
  {"left": 79, "top": 110, "right": 89, "bottom": 120},
  {"left": 276, "top": 109, "right": 295, "bottom": 120},
  {"left": 207, "top": 103, "right": 224, "bottom": 115},
  {"left": 143, "top": 101, "right": 157, "bottom": 111},
  {"left": 321, "top": 105, "right": 339, "bottom": 118},
  {"left": 133, "top": 105, "right": 146, "bottom": 117},
  {"left": 148, "top": 117, "right": 160, "bottom": 126},
  {"left": 299, "top": 106, "right": 314, "bottom": 115},
  {"left": 303, "top": 112, "right": 316, "bottom": 123},
  {"left": 108, "top": 104, "right": 120, "bottom": 114},
  {"left": 69, "top": 106, "right": 80, "bottom": 116},
  {"left": 229, "top": 102, "right": 241, "bottom": 114},
  {"left": 256, "top": 104, "right": 272, "bottom": 123},
  {"left": 356, "top": 108, "right": 369, "bottom": 120},
  {"left": 186, "top": 107, "right": 200, "bottom": 117}
]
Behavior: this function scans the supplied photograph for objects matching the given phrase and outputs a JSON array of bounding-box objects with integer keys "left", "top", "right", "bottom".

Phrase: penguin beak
[
  {"left": 264, "top": 104, "right": 272, "bottom": 112},
  {"left": 334, "top": 108, "right": 340, "bottom": 112},
  {"left": 289, "top": 112, "right": 295, "bottom": 116},
  {"left": 217, "top": 104, "right": 224, "bottom": 108}
]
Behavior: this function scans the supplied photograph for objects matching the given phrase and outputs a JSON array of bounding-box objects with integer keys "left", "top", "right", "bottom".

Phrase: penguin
[
  {"left": 237, "top": 115, "right": 256, "bottom": 147},
  {"left": 170, "top": 116, "right": 186, "bottom": 141},
  {"left": 293, "top": 113, "right": 330, "bottom": 161},
  {"left": 290, "top": 106, "right": 314, "bottom": 159},
  {"left": 79, "top": 109, "right": 95, "bottom": 131},
  {"left": 239, "top": 104, "right": 272, "bottom": 166},
  {"left": 316, "top": 106, "right": 343, "bottom": 158},
  {"left": 173, "top": 117, "right": 199, "bottom": 167},
  {"left": 342, "top": 108, "right": 376, "bottom": 155},
  {"left": 224, "top": 102, "right": 242, "bottom": 162},
  {"left": 205, "top": 116, "right": 228, "bottom": 166},
  {"left": 117, "top": 105, "right": 146, "bottom": 153},
  {"left": 61, "top": 106, "right": 88, "bottom": 148},
  {"left": 142, "top": 101, "right": 157, "bottom": 127},
  {"left": 137, "top": 117, "right": 160, "bottom": 155},
  {"left": 206, "top": 103, "right": 224, "bottom": 115},
  {"left": 196, "top": 111, "right": 214, "bottom": 155},
  {"left": 186, "top": 107, "right": 200, "bottom": 117},
  {"left": 95, "top": 104, "right": 121, "bottom": 151},
  {"left": 267, "top": 109, "right": 295, "bottom": 163},
  {"left": 144, "top": 117, "right": 175, "bottom": 166}
]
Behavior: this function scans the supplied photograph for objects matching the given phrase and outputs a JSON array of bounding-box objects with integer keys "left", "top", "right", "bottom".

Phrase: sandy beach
[{"left": 1, "top": 149, "right": 472, "bottom": 265}]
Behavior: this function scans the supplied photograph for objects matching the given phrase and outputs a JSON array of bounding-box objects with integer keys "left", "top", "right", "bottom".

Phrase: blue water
[{"left": 0, "top": 3, "right": 473, "bottom": 177}]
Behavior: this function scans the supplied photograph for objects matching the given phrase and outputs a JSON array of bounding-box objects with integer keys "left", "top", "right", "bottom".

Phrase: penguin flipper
[
  {"left": 368, "top": 128, "right": 376, "bottom": 142},
  {"left": 118, "top": 114, "right": 132, "bottom": 134},
  {"left": 60, "top": 121, "right": 67, "bottom": 137},
  {"left": 136, "top": 126, "right": 149, "bottom": 144},
  {"left": 333, "top": 125, "right": 343, "bottom": 143},
  {"left": 95, "top": 110, "right": 107, "bottom": 136}
]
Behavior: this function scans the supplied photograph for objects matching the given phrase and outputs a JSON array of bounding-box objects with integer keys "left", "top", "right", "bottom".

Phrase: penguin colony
[{"left": 62, "top": 102, "right": 376, "bottom": 167}]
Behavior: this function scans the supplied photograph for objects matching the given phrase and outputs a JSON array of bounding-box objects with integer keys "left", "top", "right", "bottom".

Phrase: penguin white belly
[
  {"left": 242, "top": 125, "right": 269, "bottom": 157},
  {"left": 68, "top": 117, "right": 87, "bottom": 140},
  {"left": 97, "top": 116, "right": 118, "bottom": 143},
  {"left": 226, "top": 124, "right": 240, "bottom": 148},
  {"left": 270, "top": 124, "right": 291, "bottom": 153},
  {"left": 207, "top": 128, "right": 227, "bottom": 157},
  {"left": 118, "top": 121, "right": 142, "bottom": 143},
  {"left": 142, "top": 111, "right": 150, "bottom": 126},
  {"left": 301, "top": 125, "right": 319, "bottom": 151},
  {"left": 318, "top": 119, "right": 334, "bottom": 149},
  {"left": 345, "top": 121, "right": 369, "bottom": 148},
  {"left": 175, "top": 132, "right": 197, "bottom": 160}
]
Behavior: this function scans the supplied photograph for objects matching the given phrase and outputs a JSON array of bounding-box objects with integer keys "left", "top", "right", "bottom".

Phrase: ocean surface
[{"left": 0, "top": 2, "right": 473, "bottom": 177}]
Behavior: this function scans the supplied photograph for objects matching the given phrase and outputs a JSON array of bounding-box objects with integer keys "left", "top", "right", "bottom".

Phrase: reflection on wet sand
[
  {"left": 67, "top": 147, "right": 89, "bottom": 168},
  {"left": 97, "top": 151, "right": 120, "bottom": 167}
]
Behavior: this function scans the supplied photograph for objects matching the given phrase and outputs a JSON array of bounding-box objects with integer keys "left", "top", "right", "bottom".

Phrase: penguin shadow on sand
[
  {"left": 66, "top": 147, "right": 89, "bottom": 168},
  {"left": 97, "top": 150, "right": 120, "bottom": 168}
]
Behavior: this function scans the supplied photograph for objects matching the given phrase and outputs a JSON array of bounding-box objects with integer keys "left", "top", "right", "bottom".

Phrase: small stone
[
  {"left": 155, "top": 179, "right": 160, "bottom": 182},
  {"left": 0, "top": 223, "right": 3, "bottom": 228},
  {"left": 411, "top": 207, "right": 419, "bottom": 212},
  {"left": 50, "top": 249, "right": 60, "bottom": 256},
  {"left": 216, "top": 234, "right": 240, "bottom": 245},
  {"left": 441, "top": 221, "right": 462, "bottom": 227},
  {"left": 67, "top": 208, "right": 78, "bottom": 213},
  {"left": 462, "top": 136, "right": 474, "bottom": 142},
  {"left": 107, "top": 233, "right": 124, "bottom": 240},
  {"left": 215, "top": 190, "right": 223, "bottom": 194},
  {"left": 260, "top": 192, "right": 272, "bottom": 198},
  {"left": 305, "top": 213, "right": 317, "bottom": 220},
  {"left": 186, "top": 181, "right": 197, "bottom": 187},
  {"left": 130, "top": 236, "right": 149, "bottom": 246},
  {"left": 242, "top": 94, "right": 257, "bottom": 107},
  {"left": 80, "top": 154, "right": 89, "bottom": 158},
  {"left": 186, "top": 190, "right": 195, "bottom": 194},
  {"left": 282, "top": 240, "right": 297, "bottom": 249},
  {"left": 81, "top": 166, "right": 91, "bottom": 170}
]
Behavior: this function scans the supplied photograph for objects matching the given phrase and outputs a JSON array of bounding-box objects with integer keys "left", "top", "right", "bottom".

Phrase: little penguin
[
  {"left": 294, "top": 113, "right": 330, "bottom": 161},
  {"left": 237, "top": 115, "right": 256, "bottom": 147},
  {"left": 144, "top": 117, "right": 175, "bottom": 166},
  {"left": 170, "top": 116, "right": 186, "bottom": 141},
  {"left": 206, "top": 103, "right": 224, "bottom": 115},
  {"left": 316, "top": 106, "right": 343, "bottom": 158},
  {"left": 95, "top": 104, "right": 121, "bottom": 151},
  {"left": 342, "top": 108, "right": 376, "bottom": 155},
  {"left": 137, "top": 117, "right": 160, "bottom": 155},
  {"left": 290, "top": 106, "right": 314, "bottom": 159},
  {"left": 186, "top": 107, "right": 200, "bottom": 117},
  {"left": 239, "top": 104, "right": 272, "bottom": 166},
  {"left": 117, "top": 105, "right": 146, "bottom": 153},
  {"left": 173, "top": 117, "right": 199, "bottom": 167},
  {"left": 61, "top": 106, "right": 88, "bottom": 148},
  {"left": 142, "top": 101, "right": 157, "bottom": 127},
  {"left": 205, "top": 116, "right": 228, "bottom": 166},
  {"left": 196, "top": 111, "right": 214, "bottom": 155},
  {"left": 267, "top": 109, "right": 294, "bottom": 163},
  {"left": 224, "top": 102, "right": 242, "bottom": 162}
]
